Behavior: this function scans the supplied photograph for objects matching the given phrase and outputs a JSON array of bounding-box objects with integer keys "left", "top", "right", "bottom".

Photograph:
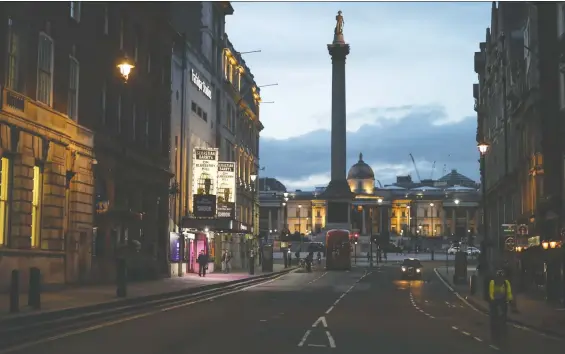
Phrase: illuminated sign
[{"left": 191, "top": 69, "right": 212, "bottom": 99}]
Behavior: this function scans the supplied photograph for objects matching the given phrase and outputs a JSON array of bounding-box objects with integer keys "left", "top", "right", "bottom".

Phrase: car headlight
[
  {"left": 401, "top": 266, "right": 406, "bottom": 272},
  {"left": 416, "top": 268, "right": 421, "bottom": 273}
]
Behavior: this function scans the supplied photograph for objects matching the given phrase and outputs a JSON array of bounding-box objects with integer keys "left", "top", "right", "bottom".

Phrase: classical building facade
[
  {"left": 0, "top": 3, "right": 97, "bottom": 289},
  {"left": 259, "top": 154, "right": 481, "bottom": 250},
  {"left": 475, "top": 2, "right": 562, "bottom": 252}
]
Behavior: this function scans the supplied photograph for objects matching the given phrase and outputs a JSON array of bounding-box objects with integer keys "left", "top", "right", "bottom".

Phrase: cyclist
[{"left": 489, "top": 269, "right": 513, "bottom": 337}]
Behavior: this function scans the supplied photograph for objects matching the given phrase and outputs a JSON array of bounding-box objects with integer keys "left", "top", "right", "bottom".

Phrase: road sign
[{"left": 505, "top": 236, "right": 515, "bottom": 251}]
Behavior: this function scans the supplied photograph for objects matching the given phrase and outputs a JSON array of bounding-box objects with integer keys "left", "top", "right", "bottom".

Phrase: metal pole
[
  {"left": 446, "top": 248, "right": 449, "bottom": 274},
  {"left": 481, "top": 155, "right": 489, "bottom": 272},
  {"left": 299, "top": 211, "right": 302, "bottom": 255},
  {"left": 369, "top": 207, "right": 373, "bottom": 269}
]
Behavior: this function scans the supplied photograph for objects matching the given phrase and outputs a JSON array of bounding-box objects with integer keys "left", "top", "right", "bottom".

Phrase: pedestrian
[
  {"left": 197, "top": 250, "right": 208, "bottom": 277},
  {"left": 225, "top": 251, "right": 232, "bottom": 273},
  {"left": 221, "top": 251, "right": 227, "bottom": 273}
]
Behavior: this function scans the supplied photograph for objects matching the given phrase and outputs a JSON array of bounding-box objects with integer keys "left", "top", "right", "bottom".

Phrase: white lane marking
[
  {"left": 474, "top": 337, "right": 483, "bottom": 342},
  {"left": 307, "top": 344, "right": 326, "bottom": 347},
  {"left": 489, "top": 345, "right": 500, "bottom": 351},
  {"left": 0, "top": 273, "right": 289, "bottom": 354},
  {"left": 325, "top": 306, "right": 334, "bottom": 314},
  {"left": 333, "top": 299, "right": 340, "bottom": 306},
  {"left": 312, "top": 316, "right": 328, "bottom": 328},
  {"left": 433, "top": 268, "right": 485, "bottom": 315},
  {"left": 428, "top": 315, "right": 435, "bottom": 319},
  {"left": 326, "top": 331, "right": 337, "bottom": 348},
  {"left": 297, "top": 330, "right": 311, "bottom": 347},
  {"left": 452, "top": 326, "right": 459, "bottom": 330},
  {"left": 461, "top": 331, "right": 471, "bottom": 336},
  {"left": 260, "top": 319, "right": 267, "bottom": 322}
]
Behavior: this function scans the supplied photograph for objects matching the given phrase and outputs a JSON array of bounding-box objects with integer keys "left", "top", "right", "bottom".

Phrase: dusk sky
[{"left": 226, "top": 2, "right": 492, "bottom": 190}]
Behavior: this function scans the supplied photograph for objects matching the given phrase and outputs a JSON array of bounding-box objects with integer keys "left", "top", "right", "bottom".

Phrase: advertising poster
[
  {"left": 192, "top": 148, "right": 219, "bottom": 218},
  {"left": 217, "top": 161, "right": 236, "bottom": 219}
]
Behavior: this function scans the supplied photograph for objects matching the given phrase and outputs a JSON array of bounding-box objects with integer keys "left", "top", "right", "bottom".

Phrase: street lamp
[
  {"left": 117, "top": 54, "right": 135, "bottom": 82},
  {"left": 298, "top": 204, "right": 303, "bottom": 253},
  {"left": 250, "top": 173, "right": 257, "bottom": 274},
  {"left": 477, "top": 141, "right": 490, "bottom": 274},
  {"left": 430, "top": 203, "right": 434, "bottom": 237},
  {"left": 454, "top": 199, "right": 460, "bottom": 205}
]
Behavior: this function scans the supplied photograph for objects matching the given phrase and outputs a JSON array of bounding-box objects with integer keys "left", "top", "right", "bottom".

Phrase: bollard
[
  {"left": 116, "top": 258, "right": 127, "bottom": 298},
  {"left": 431, "top": 250, "right": 434, "bottom": 261},
  {"left": 28, "top": 267, "right": 41, "bottom": 310},
  {"left": 10, "top": 270, "right": 19, "bottom": 313}
]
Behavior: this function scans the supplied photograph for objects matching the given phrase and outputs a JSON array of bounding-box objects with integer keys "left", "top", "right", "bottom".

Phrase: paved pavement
[
  {"left": 3, "top": 260, "right": 562, "bottom": 354},
  {"left": 0, "top": 264, "right": 287, "bottom": 319},
  {"left": 435, "top": 266, "right": 565, "bottom": 337}
]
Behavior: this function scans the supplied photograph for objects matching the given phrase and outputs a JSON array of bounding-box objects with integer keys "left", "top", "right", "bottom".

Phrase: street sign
[{"left": 505, "top": 236, "right": 515, "bottom": 251}]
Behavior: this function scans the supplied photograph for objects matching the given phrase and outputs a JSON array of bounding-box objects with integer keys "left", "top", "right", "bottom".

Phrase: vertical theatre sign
[
  {"left": 217, "top": 162, "right": 236, "bottom": 219},
  {"left": 192, "top": 148, "right": 219, "bottom": 218}
]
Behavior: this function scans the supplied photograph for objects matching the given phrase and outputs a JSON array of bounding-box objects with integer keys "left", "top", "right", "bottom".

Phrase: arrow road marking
[
  {"left": 312, "top": 316, "right": 328, "bottom": 328},
  {"left": 297, "top": 330, "right": 311, "bottom": 347}
]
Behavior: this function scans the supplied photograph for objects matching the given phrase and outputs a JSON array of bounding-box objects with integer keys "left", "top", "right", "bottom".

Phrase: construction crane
[
  {"left": 409, "top": 153, "right": 422, "bottom": 182},
  {"left": 442, "top": 164, "right": 447, "bottom": 176},
  {"left": 430, "top": 161, "right": 436, "bottom": 180},
  {"left": 376, "top": 180, "right": 383, "bottom": 188}
]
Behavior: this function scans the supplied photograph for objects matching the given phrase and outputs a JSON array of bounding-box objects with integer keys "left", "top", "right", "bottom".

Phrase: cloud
[
  {"left": 260, "top": 104, "right": 479, "bottom": 189},
  {"left": 226, "top": 2, "right": 491, "bottom": 140}
]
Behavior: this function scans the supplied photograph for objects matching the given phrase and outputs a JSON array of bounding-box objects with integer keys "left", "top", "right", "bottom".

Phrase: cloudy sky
[{"left": 226, "top": 2, "right": 491, "bottom": 190}]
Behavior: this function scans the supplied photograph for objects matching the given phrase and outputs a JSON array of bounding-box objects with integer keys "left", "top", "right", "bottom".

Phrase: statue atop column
[
  {"left": 333, "top": 11, "right": 345, "bottom": 44},
  {"left": 335, "top": 11, "right": 344, "bottom": 34}
]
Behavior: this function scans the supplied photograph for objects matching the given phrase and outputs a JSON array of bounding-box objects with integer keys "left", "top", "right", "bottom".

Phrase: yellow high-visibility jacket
[{"left": 489, "top": 279, "right": 513, "bottom": 302}]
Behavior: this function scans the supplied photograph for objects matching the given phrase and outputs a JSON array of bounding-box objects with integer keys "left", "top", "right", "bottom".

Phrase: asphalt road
[{"left": 3, "top": 262, "right": 563, "bottom": 354}]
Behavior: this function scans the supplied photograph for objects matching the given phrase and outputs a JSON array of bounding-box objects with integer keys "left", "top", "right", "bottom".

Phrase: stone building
[
  {"left": 0, "top": 3, "right": 95, "bottom": 289},
  {"left": 259, "top": 153, "right": 481, "bottom": 251}
]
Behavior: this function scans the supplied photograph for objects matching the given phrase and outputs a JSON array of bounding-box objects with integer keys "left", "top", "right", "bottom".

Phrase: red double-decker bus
[{"left": 326, "top": 229, "right": 352, "bottom": 271}]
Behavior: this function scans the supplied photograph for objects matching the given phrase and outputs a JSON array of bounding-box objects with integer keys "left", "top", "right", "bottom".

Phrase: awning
[{"left": 181, "top": 217, "right": 249, "bottom": 233}]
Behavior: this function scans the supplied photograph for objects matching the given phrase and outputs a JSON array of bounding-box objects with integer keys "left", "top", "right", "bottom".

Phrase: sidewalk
[
  {"left": 0, "top": 264, "right": 287, "bottom": 319},
  {"left": 435, "top": 266, "right": 565, "bottom": 337}
]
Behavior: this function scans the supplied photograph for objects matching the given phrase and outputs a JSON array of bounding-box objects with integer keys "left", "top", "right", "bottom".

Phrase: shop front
[{"left": 182, "top": 217, "right": 254, "bottom": 271}]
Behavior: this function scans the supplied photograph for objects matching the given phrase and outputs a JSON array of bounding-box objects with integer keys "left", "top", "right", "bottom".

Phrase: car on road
[
  {"left": 400, "top": 258, "right": 423, "bottom": 280},
  {"left": 466, "top": 247, "right": 481, "bottom": 256},
  {"left": 447, "top": 246, "right": 460, "bottom": 255}
]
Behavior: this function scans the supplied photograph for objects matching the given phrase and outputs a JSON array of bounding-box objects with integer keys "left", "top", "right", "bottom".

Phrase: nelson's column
[{"left": 321, "top": 11, "right": 354, "bottom": 230}]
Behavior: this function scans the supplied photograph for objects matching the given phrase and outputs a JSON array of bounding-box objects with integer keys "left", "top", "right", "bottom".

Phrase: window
[
  {"left": 70, "top": 2, "right": 81, "bottom": 22},
  {"left": 132, "top": 104, "right": 137, "bottom": 140},
  {"left": 197, "top": 106, "right": 202, "bottom": 117},
  {"left": 37, "top": 32, "right": 54, "bottom": 106},
  {"left": 0, "top": 157, "right": 11, "bottom": 246},
  {"left": 68, "top": 56, "right": 79, "bottom": 120},
  {"left": 6, "top": 18, "right": 23, "bottom": 92},
  {"left": 202, "top": 111, "right": 208, "bottom": 122},
  {"left": 101, "top": 82, "right": 107, "bottom": 125},
  {"left": 31, "top": 166, "right": 43, "bottom": 248},
  {"left": 117, "top": 95, "right": 122, "bottom": 133},
  {"left": 103, "top": 5, "right": 109, "bottom": 35},
  {"left": 119, "top": 18, "right": 124, "bottom": 50},
  {"left": 191, "top": 101, "right": 197, "bottom": 113}
]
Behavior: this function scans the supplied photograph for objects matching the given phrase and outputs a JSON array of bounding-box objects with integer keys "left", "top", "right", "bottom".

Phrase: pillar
[
  {"left": 362, "top": 208, "right": 366, "bottom": 234},
  {"left": 465, "top": 209, "right": 470, "bottom": 236},
  {"left": 268, "top": 209, "right": 272, "bottom": 231},
  {"left": 441, "top": 208, "right": 446, "bottom": 237}
]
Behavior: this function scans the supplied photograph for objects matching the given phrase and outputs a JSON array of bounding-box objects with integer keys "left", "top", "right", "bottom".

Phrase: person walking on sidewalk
[
  {"left": 197, "top": 250, "right": 208, "bottom": 277},
  {"left": 489, "top": 269, "right": 513, "bottom": 337},
  {"left": 225, "top": 251, "right": 232, "bottom": 273}
]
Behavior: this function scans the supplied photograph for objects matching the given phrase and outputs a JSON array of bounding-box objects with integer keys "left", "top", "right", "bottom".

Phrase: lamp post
[
  {"left": 298, "top": 204, "right": 303, "bottom": 254},
  {"left": 115, "top": 53, "right": 134, "bottom": 297},
  {"left": 250, "top": 173, "right": 257, "bottom": 275},
  {"left": 377, "top": 198, "right": 383, "bottom": 265},
  {"left": 430, "top": 203, "right": 434, "bottom": 238},
  {"left": 478, "top": 141, "right": 490, "bottom": 273}
]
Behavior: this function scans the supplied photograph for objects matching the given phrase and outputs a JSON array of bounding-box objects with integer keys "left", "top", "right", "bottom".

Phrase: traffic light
[{"left": 352, "top": 233, "right": 359, "bottom": 245}]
